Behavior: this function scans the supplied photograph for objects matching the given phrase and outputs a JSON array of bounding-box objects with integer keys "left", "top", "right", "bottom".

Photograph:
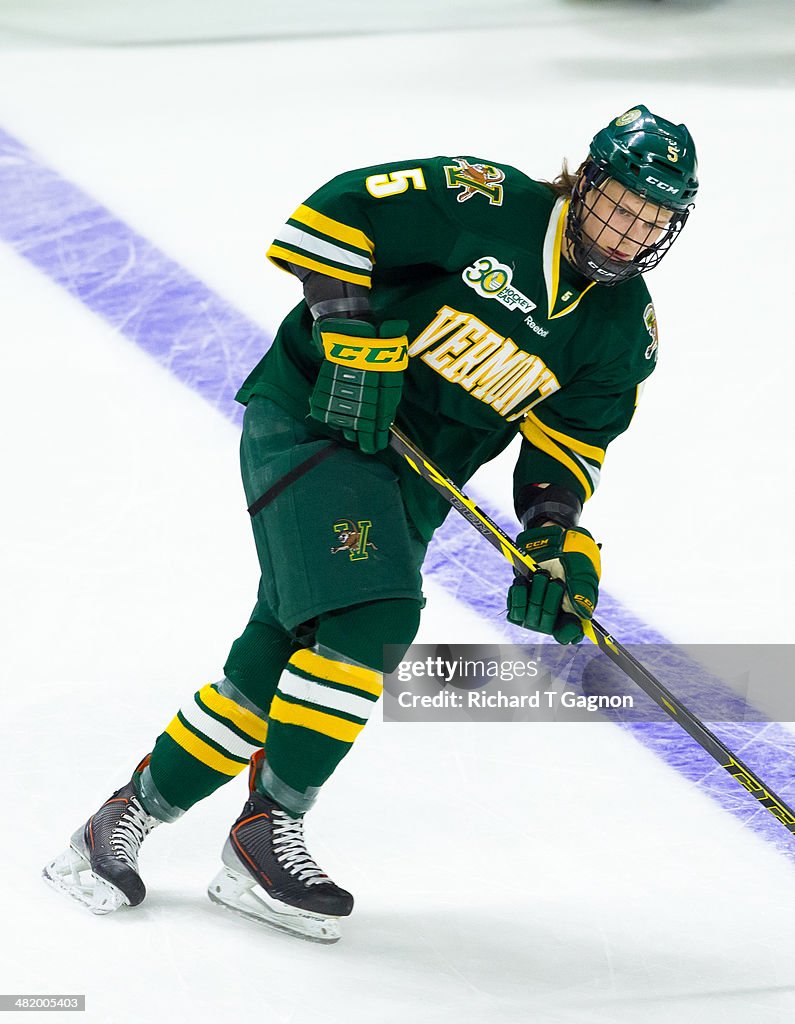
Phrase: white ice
[{"left": 2, "top": 2, "right": 795, "bottom": 1021}]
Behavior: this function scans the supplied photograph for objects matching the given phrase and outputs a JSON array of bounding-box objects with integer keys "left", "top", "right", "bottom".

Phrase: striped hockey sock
[
  {"left": 142, "top": 679, "right": 269, "bottom": 817},
  {"left": 258, "top": 644, "right": 383, "bottom": 816}
]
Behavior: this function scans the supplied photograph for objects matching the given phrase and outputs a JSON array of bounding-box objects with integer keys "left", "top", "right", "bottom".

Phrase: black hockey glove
[
  {"left": 506, "top": 525, "right": 601, "bottom": 644},
  {"left": 309, "top": 318, "right": 409, "bottom": 454}
]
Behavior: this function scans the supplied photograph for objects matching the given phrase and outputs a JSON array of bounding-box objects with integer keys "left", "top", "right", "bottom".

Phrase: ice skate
[
  {"left": 207, "top": 752, "right": 353, "bottom": 943},
  {"left": 42, "top": 772, "right": 160, "bottom": 914}
]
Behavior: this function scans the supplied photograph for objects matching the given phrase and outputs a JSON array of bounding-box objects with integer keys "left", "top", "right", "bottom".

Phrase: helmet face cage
[{"left": 566, "top": 160, "right": 690, "bottom": 286}]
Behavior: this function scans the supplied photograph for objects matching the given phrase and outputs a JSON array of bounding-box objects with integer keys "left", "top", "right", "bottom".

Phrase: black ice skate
[
  {"left": 42, "top": 758, "right": 160, "bottom": 914},
  {"left": 207, "top": 751, "right": 353, "bottom": 943}
]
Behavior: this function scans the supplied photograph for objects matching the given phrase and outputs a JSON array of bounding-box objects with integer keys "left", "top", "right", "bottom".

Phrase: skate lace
[
  {"left": 110, "top": 798, "right": 159, "bottom": 870},
  {"left": 271, "top": 810, "right": 330, "bottom": 886}
]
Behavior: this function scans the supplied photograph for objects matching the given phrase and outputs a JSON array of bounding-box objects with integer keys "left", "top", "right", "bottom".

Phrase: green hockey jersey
[{"left": 236, "top": 156, "right": 659, "bottom": 542}]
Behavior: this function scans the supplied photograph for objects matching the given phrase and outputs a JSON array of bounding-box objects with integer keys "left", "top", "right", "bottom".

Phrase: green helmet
[
  {"left": 589, "top": 104, "right": 698, "bottom": 211},
  {"left": 565, "top": 104, "right": 698, "bottom": 285}
]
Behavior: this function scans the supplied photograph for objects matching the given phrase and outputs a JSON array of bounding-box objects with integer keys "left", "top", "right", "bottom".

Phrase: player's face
[{"left": 578, "top": 177, "right": 673, "bottom": 262}]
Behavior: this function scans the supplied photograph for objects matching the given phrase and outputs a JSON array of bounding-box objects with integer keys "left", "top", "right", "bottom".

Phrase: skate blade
[
  {"left": 42, "top": 845, "right": 129, "bottom": 915},
  {"left": 207, "top": 866, "right": 342, "bottom": 944}
]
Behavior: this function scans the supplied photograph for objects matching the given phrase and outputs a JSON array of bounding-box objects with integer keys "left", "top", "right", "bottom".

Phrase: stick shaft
[{"left": 388, "top": 425, "right": 795, "bottom": 834}]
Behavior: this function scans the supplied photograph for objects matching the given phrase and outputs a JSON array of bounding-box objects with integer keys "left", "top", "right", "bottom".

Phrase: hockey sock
[
  {"left": 257, "top": 598, "right": 421, "bottom": 816},
  {"left": 142, "top": 620, "right": 297, "bottom": 815}
]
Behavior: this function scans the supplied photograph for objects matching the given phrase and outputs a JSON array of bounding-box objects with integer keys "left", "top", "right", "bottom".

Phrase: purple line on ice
[
  {"left": 0, "top": 128, "right": 261, "bottom": 423},
  {"left": 2, "top": 125, "right": 792, "bottom": 858}
]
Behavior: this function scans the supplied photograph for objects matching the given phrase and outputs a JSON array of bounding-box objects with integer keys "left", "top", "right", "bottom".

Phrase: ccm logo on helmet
[{"left": 645, "top": 175, "right": 680, "bottom": 195}]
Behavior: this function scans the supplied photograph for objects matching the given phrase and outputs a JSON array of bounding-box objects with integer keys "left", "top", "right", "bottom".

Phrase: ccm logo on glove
[{"left": 321, "top": 333, "right": 408, "bottom": 371}]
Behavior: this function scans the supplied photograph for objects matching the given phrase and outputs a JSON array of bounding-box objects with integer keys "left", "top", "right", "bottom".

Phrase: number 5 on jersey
[{"left": 365, "top": 168, "right": 427, "bottom": 198}]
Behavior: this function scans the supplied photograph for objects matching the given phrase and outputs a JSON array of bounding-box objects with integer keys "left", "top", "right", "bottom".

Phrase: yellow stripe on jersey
[
  {"left": 269, "top": 695, "right": 364, "bottom": 743},
  {"left": 266, "top": 244, "right": 372, "bottom": 288},
  {"left": 548, "top": 201, "right": 565, "bottom": 317},
  {"left": 546, "top": 200, "right": 596, "bottom": 320},
  {"left": 164, "top": 716, "right": 246, "bottom": 776},
  {"left": 198, "top": 684, "right": 269, "bottom": 744},
  {"left": 289, "top": 649, "right": 383, "bottom": 697},
  {"left": 520, "top": 417, "right": 594, "bottom": 501},
  {"left": 523, "top": 411, "right": 605, "bottom": 465},
  {"left": 290, "top": 204, "right": 375, "bottom": 257}
]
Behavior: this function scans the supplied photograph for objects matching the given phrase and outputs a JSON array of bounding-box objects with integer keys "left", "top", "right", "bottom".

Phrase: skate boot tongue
[
  {"left": 107, "top": 798, "right": 159, "bottom": 871},
  {"left": 270, "top": 808, "right": 330, "bottom": 885}
]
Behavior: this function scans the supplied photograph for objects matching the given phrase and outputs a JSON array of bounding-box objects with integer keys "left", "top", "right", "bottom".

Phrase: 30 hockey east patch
[{"left": 462, "top": 256, "right": 538, "bottom": 314}]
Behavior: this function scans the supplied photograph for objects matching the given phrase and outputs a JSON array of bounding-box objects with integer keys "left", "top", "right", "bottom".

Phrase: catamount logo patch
[
  {"left": 331, "top": 519, "right": 377, "bottom": 561},
  {"left": 444, "top": 158, "right": 505, "bottom": 206}
]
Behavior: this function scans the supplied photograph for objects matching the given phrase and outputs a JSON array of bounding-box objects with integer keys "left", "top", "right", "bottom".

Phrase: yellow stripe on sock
[
  {"left": 164, "top": 716, "right": 247, "bottom": 776},
  {"left": 198, "top": 685, "right": 269, "bottom": 744},
  {"left": 289, "top": 649, "right": 383, "bottom": 697},
  {"left": 269, "top": 696, "right": 364, "bottom": 743}
]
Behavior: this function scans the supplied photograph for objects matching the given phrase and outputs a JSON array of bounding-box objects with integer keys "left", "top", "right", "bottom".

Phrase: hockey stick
[{"left": 388, "top": 424, "right": 795, "bottom": 836}]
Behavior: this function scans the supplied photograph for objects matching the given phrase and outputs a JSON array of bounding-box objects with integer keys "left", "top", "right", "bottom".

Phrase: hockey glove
[
  {"left": 309, "top": 318, "right": 409, "bottom": 455},
  {"left": 506, "top": 525, "right": 601, "bottom": 644}
]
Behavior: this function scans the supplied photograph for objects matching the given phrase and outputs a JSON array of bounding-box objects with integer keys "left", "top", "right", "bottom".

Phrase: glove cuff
[
  {"left": 516, "top": 525, "right": 601, "bottom": 581},
  {"left": 516, "top": 524, "right": 565, "bottom": 563},
  {"left": 562, "top": 528, "right": 601, "bottom": 580},
  {"left": 313, "top": 319, "right": 409, "bottom": 372}
]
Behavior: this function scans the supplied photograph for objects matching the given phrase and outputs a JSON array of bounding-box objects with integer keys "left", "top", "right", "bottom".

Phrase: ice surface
[{"left": 1, "top": 3, "right": 795, "bottom": 1021}]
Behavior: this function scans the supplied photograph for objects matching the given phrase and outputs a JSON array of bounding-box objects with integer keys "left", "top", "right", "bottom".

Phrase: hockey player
[{"left": 43, "top": 105, "right": 698, "bottom": 942}]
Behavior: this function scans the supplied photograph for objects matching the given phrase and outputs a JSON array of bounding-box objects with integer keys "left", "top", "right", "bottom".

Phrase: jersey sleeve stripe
[
  {"left": 274, "top": 223, "right": 373, "bottom": 272},
  {"left": 569, "top": 450, "right": 601, "bottom": 492},
  {"left": 290, "top": 203, "right": 375, "bottom": 257},
  {"left": 520, "top": 417, "right": 594, "bottom": 500},
  {"left": 286, "top": 217, "right": 373, "bottom": 261},
  {"left": 266, "top": 244, "right": 372, "bottom": 288},
  {"left": 523, "top": 410, "right": 605, "bottom": 464}
]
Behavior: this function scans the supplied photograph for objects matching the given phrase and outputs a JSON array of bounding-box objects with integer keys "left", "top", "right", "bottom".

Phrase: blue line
[{"left": 3, "top": 124, "right": 793, "bottom": 857}]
